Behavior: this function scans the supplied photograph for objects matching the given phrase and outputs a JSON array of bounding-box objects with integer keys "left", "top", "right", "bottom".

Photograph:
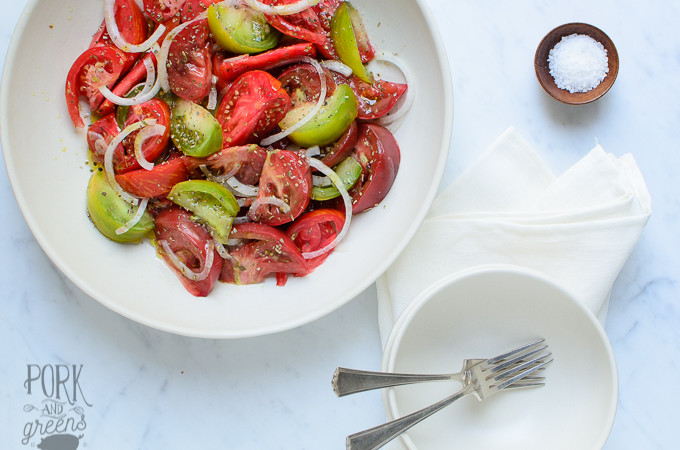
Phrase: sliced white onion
[
  {"left": 104, "top": 119, "right": 157, "bottom": 204},
  {"left": 369, "top": 51, "right": 415, "bottom": 127},
  {"left": 305, "top": 145, "right": 320, "bottom": 158},
  {"left": 134, "top": 124, "right": 166, "bottom": 170},
  {"left": 158, "top": 11, "right": 210, "bottom": 92},
  {"left": 104, "top": 0, "right": 165, "bottom": 53},
  {"left": 99, "top": 56, "right": 162, "bottom": 106},
  {"left": 319, "top": 59, "right": 353, "bottom": 77},
  {"left": 304, "top": 158, "right": 352, "bottom": 259},
  {"left": 115, "top": 198, "right": 149, "bottom": 235},
  {"left": 226, "top": 177, "right": 259, "bottom": 197},
  {"left": 260, "top": 57, "right": 326, "bottom": 146},
  {"left": 213, "top": 239, "right": 233, "bottom": 260},
  {"left": 159, "top": 239, "right": 215, "bottom": 281},
  {"left": 243, "top": 0, "right": 319, "bottom": 15},
  {"left": 250, "top": 195, "right": 291, "bottom": 215},
  {"left": 312, "top": 174, "right": 330, "bottom": 186},
  {"left": 207, "top": 75, "right": 218, "bottom": 110}
]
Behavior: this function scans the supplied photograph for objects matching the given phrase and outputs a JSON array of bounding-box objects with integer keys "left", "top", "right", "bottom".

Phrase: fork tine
[
  {"left": 486, "top": 338, "right": 545, "bottom": 365},
  {"left": 494, "top": 357, "right": 553, "bottom": 391},
  {"left": 489, "top": 344, "right": 549, "bottom": 374},
  {"left": 490, "top": 350, "right": 552, "bottom": 382}
]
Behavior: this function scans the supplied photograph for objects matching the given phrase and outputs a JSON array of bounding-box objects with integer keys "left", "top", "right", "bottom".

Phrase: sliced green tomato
[
  {"left": 168, "top": 180, "right": 239, "bottom": 244},
  {"left": 330, "top": 2, "right": 373, "bottom": 83},
  {"left": 279, "top": 84, "right": 358, "bottom": 147},
  {"left": 207, "top": 3, "right": 281, "bottom": 54},
  {"left": 170, "top": 100, "right": 223, "bottom": 158},
  {"left": 312, "top": 156, "right": 362, "bottom": 201},
  {"left": 86, "top": 170, "right": 154, "bottom": 243}
]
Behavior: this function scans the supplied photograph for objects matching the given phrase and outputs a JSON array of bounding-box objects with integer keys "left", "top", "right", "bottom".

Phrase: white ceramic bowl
[
  {"left": 382, "top": 266, "right": 617, "bottom": 450},
  {"left": 0, "top": 0, "right": 451, "bottom": 337}
]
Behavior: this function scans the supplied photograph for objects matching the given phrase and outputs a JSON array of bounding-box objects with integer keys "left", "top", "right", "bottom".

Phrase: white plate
[
  {"left": 0, "top": 0, "right": 452, "bottom": 337},
  {"left": 382, "top": 266, "right": 617, "bottom": 450}
]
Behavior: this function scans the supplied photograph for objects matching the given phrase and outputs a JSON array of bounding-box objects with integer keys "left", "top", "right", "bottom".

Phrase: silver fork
[
  {"left": 333, "top": 339, "right": 547, "bottom": 397},
  {"left": 345, "top": 340, "right": 552, "bottom": 450}
]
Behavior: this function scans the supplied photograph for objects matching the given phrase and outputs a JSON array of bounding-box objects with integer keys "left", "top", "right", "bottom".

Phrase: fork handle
[
  {"left": 332, "top": 368, "right": 454, "bottom": 397},
  {"left": 346, "top": 386, "right": 471, "bottom": 450}
]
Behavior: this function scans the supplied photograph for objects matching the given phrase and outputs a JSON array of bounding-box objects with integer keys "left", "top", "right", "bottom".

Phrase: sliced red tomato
[
  {"left": 215, "top": 70, "right": 291, "bottom": 146},
  {"left": 115, "top": 156, "right": 188, "bottom": 197},
  {"left": 87, "top": 114, "right": 123, "bottom": 164},
  {"left": 98, "top": 52, "right": 157, "bottom": 116},
  {"left": 213, "top": 43, "right": 316, "bottom": 88},
  {"left": 248, "top": 150, "right": 312, "bottom": 226},
  {"left": 117, "top": 98, "right": 172, "bottom": 172},
  {"left": 143, "top": 0, "right": 187, "bottom": 23},
  {"left": 334, "top": 74, "right": 407, "bottom": 120},
  {"left": 263, "top": 0, "right": 328, "bottom": 47},
  {"left": 286, "top": 208, "right": 345, "bottom": 274},
  {"left": 90, "top": 0, "right": 148, "bottom": 49},
  {"left": 277, "top": 62, "right": 337, "bottom": 105},
  {"left": 347, "top": 123, "right": 400, "bottom": 213},
  {"left": 220, "top": 222, "right": 307, "bottom": 285},
  {"left": 181, "top": 0, "right": 219, "bottom": 22},
  {"left": 184, "top": 144, "right": 268, "bottom": 186},
  {"left": 155, "top": 207, "right": 222, "bottom": 297},
  {"left": 167, "top": 18, "right": 213, "bottom": 102},
  {"left": 320, "top": 120, "right": 357, "bottom": 167},
  {"left": 156, "top": 15, "right": 182, "bottom": 44},
  {"left": 65, "top": 46, "right": 128, "bottom": 128}
]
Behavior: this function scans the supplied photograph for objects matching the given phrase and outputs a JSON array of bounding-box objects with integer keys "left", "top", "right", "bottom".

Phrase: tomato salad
[{"left": 67, "top": 0, "right": 411, "bottom": 297}]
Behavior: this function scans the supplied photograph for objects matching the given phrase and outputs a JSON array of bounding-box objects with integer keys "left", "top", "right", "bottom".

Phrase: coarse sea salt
[{"left": 548, "top": 34, "right": 609, "bottom": 93}]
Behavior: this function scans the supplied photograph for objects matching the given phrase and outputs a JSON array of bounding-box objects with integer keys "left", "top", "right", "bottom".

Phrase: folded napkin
[{"left": 376, "top": 127, "right": 651, "bottom": 347}]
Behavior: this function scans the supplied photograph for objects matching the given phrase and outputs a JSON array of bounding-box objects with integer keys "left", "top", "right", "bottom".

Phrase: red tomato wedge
[
  {"left": 116, "top": 98, "right": 172, "bottom": 173},
  {"left": 155, "top": 208, "right": 222, "bottom": 297},
  {"left": 286, "top": 208, "right": 345, "bottom": 273},
  {"left": 167, "top": 18, "right": 213, "bottom": 102},
  {"left": 181, "top": 0, "right": 219, "bottom": 21},
  {"left": 248, "top": 150, "right": 312, "bottom": 226},
  {"left": 347, "top": 123, "right": 401, "bottom": 213},
  {"left": 97, "top": 52, "right": 157, "bottom": 116},
  {"left": 184, "top": 144, "right": 268, "bottom": 186},
  {"left": 220, "top": 223, "right": 307, "bottom": 285},
  {"left": 319, "top": 120, "right": 357, "bottom": 167},
  {"left": 215, "top": 70, "right": 291, "bottom": 147},
  {"left": 263, "top": 0, "right": 328, "bottom": 47},
  {"left": 116, "top": 156, "right": 188, "bottom": 198},
  {"left": 87, "top": 114, "right": 123, "bottom": 164},
  {"left": 143, "top": 0, "right": 187, "bottom": 23},
  {"left": 65, "top": 46, "right": 127, "bottom": 128},
  {"left": 335, "top": 74, "right": 408, "bottom": 120},
  {"left": 214, "top": 43, "right": 316, "bottom": 87}
]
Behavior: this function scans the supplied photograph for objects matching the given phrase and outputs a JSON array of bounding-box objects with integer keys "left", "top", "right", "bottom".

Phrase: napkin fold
[{"left": 376, "top": 127, "right": 651, "bottom": 347}]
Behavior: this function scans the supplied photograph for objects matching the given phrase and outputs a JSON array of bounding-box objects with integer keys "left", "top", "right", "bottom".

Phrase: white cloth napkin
[{"left": 376, "top": 127, "right": 651, "bottom": 347}]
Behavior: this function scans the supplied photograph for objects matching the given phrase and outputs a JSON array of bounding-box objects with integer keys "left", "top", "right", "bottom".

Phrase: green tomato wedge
[
  {"left": 312, "top": 156, "right": 362, "bottom": 201},
  {"left": 86, "top": 170, "right": 154, "bottom": 243},
  {"left": 330, "top": 2, "right": 373, "bottom": 83},
  {"left": 279, "top": 84, "right": 358, "bottom": 147},
  {"left": 170, "top": 99, "right": 223, "bottom": 158},
  {"left": 207, "top": 3, "right": 280, "bottom": 54},
  {"left": 168, "top": 180, "right": 239, "bottom": 244}
]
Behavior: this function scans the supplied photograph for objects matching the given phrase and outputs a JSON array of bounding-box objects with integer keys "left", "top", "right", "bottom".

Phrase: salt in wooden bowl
[{"left": 535, "top": 23, "right": 619, "bottom": 105}]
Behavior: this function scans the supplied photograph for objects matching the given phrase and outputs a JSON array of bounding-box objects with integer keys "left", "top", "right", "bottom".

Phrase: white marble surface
[{"left": 1, "top": 0, "right": 679, "bottom": 448}]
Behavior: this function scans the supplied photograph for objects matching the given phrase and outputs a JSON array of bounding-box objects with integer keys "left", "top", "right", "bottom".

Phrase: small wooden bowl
[{"left": 535, "top": 23, "right": 619, "bottom": 105}]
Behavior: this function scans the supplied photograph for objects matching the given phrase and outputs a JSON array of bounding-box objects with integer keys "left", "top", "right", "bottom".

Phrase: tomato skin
[
  {"left": 320, "top": 120, "right": 357, "bottom": 168},
  {"left": 263, "top": 0, "right": 327, "bottom": 47},
  {"left": 214, "top": 43, "right": 316, "bottom": 87},
  {"left": 154, "top": 207, "right": 222, "bottom": 297},
  {"left": 335, "top": 74, "right": 408, "bottom": 120},
  {"left": 181, "top": 0, "right": 219, "bottom": 22},
  {"left": 286, "top": 208, "right": 345, "bottom": 273},
  {"left": 220, "top": 222, "right": 307, "bottom": 285},
  {"left": 118, "top": 98, "right": 172, "bottom": 173},
  {"left": 87, "top": 114, "right": 123, "bottom": 164},
  {"left": 143, "top": 0, "right": 187, "bottom": 23},
  {"left": 215, "top": 70, "right": 291, "bottom": 147},
  {"left": 167, "top": 19, "right": 213, "bottom": 103},
  {"left": 115, "top": 156, "right": 188, "bottom": 198},
  {"left": 248, "top": 150, "right": 312, "bottom": 226},
  {"left": 348, "top": 123, "right": 401, "bottom": 214},
  {"left": 184, "top": 144, "right": 267, "bottom": 185},
  {"left": 65, "top": 46, "right": 127, "bottom": 128}
]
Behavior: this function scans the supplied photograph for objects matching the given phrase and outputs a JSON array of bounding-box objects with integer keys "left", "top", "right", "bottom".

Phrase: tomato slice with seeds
[
  {"left": 286, "top": 208, "right": 345, "bottom": 274},
  {"left": 143, "top": 0, "right": 187, "bottom": 23},
  {"left": 115, "top": 156, "right": 188, "bottom": 198},
  {"left": 335, "top": 74, "right": 408, "bottom": 120},
  {"left": 167, "top": 18, "right": 213, "bottom": 103},
  {"left": 220, "top": 222, "right": 307, "bottom": 285},
  {"left": 155, "top": 207, "right": 222, "bottom": 297},
  {"left": 215, "top": 70, "right": 291, "bottom": 147},
  {"left": 65, "top": 46, "right": 128, "bottom": 128},
  {"left": 184, "top": 144, "right": 268, "bottom": 185},
  {"left": 181, "top": 0, "right": 220, "bottom": 22},
  {"left": 247, "top": 150, "right": 312, "bottom": 226}
]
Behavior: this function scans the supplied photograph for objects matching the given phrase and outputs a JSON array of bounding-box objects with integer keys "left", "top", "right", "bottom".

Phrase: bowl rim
[
  {"left": 381, "top": 264, "right": 618, "bottom": 449},
  {"left": 0, "top": 0, "right": 454, "bottom": 338}
]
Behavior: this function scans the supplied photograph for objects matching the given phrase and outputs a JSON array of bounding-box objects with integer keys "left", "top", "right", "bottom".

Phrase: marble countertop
[{"left": 1, "top": 0, "right": 678, "bottom": 448}]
